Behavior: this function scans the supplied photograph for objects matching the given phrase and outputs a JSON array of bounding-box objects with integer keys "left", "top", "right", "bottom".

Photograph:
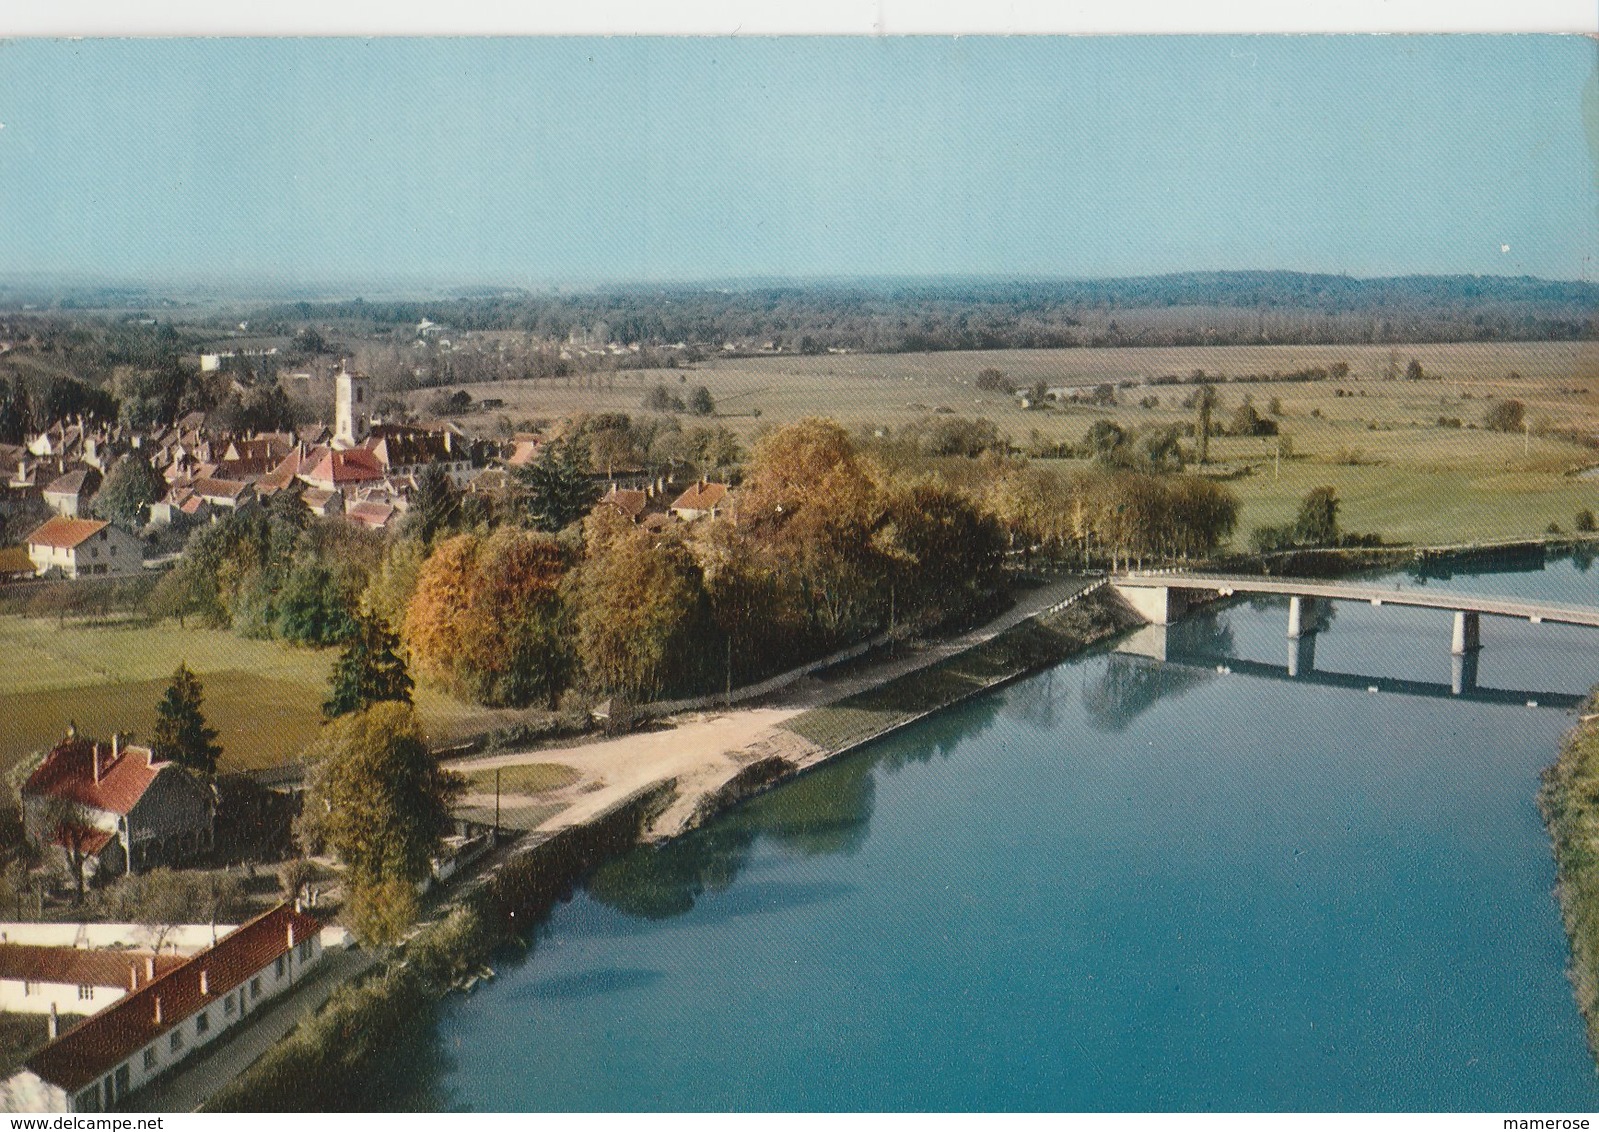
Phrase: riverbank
[
  {"left": 1539, "top": 692, "right": 1599, "bottom": 1068},
  {"left": 204, "top": 580, "right": 1140, "bottom": 1111}
]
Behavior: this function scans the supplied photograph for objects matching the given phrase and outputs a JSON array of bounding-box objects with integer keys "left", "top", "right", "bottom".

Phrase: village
[{"left": 0, "top": 359, "right": 754, "bottom": 1113}]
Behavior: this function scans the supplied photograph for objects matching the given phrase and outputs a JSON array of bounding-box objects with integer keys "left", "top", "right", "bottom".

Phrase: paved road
[
  {"left": 1117, "top": 573, "right": 1599, "bottom": 628},
  {"left": 129, "top": 945, "right": 376, "bottom": 1113}
]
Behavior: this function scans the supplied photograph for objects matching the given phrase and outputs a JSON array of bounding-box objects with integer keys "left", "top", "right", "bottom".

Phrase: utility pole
[
  {"left": 1274, "top": 438, "right": 1281, "bottom": 483},
  {"left": 725, "top": 635, "right": 733, "bottom": 709},
  {"left": 494, "top": 766, "right": 501, "bottom": 841}
]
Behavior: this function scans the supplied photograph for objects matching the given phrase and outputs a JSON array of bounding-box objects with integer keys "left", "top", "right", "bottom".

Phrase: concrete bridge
[{"left": 1112, "top": 572, "right": 1599, "bottom": 661}]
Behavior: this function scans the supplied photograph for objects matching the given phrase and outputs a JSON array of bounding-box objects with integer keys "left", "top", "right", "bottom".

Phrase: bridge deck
[{"left": 1116, "top": 574, "right": 1599, "bottom": 628}]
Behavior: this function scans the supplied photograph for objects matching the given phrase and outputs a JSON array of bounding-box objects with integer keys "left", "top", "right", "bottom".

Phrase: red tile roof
[
  {"left": 25, "top": 518, "right": 109, "bottom": 551},
  {"left": 0, "top": 946, "right": 183, "bottom": 990},
  {"left": 190, "top": 476, "right": 250, "bottom": 502},
  {"left": 346, "top": 501, "right": 395, "bottom": 529},
  {"left": 26, "top": 903, "right": 322, "bottom": 1092},
  {"left": 598, "top": 487, "right": 648, "bottom": 521},
  {"left": 306, "top": 449, "right": 385, "bottom": 485},
  {"left": 669, "top": 481, "right": 729, "bottom": 514},
  {"left": 23, "top": 739, "right": 164, "bottom": 818}
]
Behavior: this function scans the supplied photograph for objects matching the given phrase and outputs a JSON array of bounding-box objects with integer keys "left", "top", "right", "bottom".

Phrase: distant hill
[
  {"left": 2, "top": 271, "right": 1594, "bottom": 353},
  {"left": 233, "top": 271, "right": 1596, "bottom": 352}
]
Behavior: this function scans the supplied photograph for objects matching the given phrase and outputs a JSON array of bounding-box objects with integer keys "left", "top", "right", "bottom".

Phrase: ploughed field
[{"left": 442, "top": 340, "right": 1599, "bottom": 545}]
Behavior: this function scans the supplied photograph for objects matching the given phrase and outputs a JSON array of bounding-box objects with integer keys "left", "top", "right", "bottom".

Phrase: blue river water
[{"left": 422, "top": 549, "right": 1599, "bottom": 1111}]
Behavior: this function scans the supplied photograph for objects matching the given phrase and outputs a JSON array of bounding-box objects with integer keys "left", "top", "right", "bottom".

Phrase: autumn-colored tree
[
  {"left": 737, "top": 418, "right": 888, "bottom": 644},
  {"left": 574, "top": 527, "right": 713, "bottom": 702},
  {"left": 404, "top": 529, "right": 574, "bottom": 707},
  {"left": 875, "top": 478, "right": 1006, "bottom": 621}
]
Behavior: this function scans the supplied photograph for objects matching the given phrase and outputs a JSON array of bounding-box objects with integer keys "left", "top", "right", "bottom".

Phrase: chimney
[
  {"left": 145, "top": 956, "right": 155, "bottom": 981},
  {"left": 111, "top": 732, "right": 120, "bottom": 760},
  {"left": 199, "top": 969, "right": 209, "bottom": 996},
  {"left": 47, "top": 1003, "right": 58, "bottom": 1040},
  {"left": 287, "top": 921, "right": 296, "bottom": 950},
  {"left": 92, "top": 744, "right": 102, "bottom": 785},
  {"left": 153, "top": 996, "right": 162, "bottom": 1025},
  {"left": 130, "top": 963, "right": 138, "bottom": 991}
]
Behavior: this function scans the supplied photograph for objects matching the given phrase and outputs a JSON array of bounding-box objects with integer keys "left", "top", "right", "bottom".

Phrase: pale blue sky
[{"left": 0, "top": 36, "right": 1591, "bottom": 286}]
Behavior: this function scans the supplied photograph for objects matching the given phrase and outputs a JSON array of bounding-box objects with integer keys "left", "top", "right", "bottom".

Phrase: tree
[
  {"left": 688, "top": 385, "right": 715, "bottom": 416},
  {"left": 404, "top": 529, "right": 574, "bottom": 708},
  {"left": 1026, "top": 380, "right": 1049, "bottom": 408},
  {"left": 1576, "top": 509, "right": 1596, "bottom": 534},
  {"left": 974, "top": 368, "right": 1013, "bottom": 393},
  {"left": 273, "top": 563, "right": 358, "bottom": 646},
  {"left": 575, "top": 528, "right": 713, "bottom": 702},
  {"left": 1483, "top": 399, "right": 1526, "bottom": 433},
  {"left": 98, "top": 868, "right": 244, "bottom": 952},
  {"left": 324, "top": 610, "right": 414, "bottom": 719},
  {"left": 1405, "top": 358, "right": 1425, "bottom": 382},
  {"left": 34, "top": 794, "right": 97, "bottom": 903},
  {"left": 515, "top": 439, "right": 597, "bottom": 532},
  {"left": 301, "top": 703, "right": 463, "bottom": 943},
  {"left": 93, "top": 454, "right": 165, "bottom": 530},
  {"left": 408, "top": 464, "right": 461, "bottom": 545},
  {"left": 1083, "top": 419, "right": 1128, "bottom": 463},
  {"left": 643, "top": 384, "right": 685, "bottom": 413},
  {"left": 1194, "top": 384, "right": 1219, "bottom": 463},
  {"left": 1228, "top": 403, "right": 1278, "bottom": 437},
  {"left": 151, "top": 663, "right": 222, "bottom": 775},
  {"left": 1292, "top": 486, "right": 1341, "bottom": 546}
]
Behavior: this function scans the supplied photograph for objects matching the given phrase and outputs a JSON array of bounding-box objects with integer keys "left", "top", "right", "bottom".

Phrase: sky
[{"left": 0, "top": 35, "right": 1592, "bottom": 288}]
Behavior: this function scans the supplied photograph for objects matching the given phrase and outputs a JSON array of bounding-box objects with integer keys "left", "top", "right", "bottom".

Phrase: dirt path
[{"left": 444, "top": 576, "right": 1094, "bottom": 840}]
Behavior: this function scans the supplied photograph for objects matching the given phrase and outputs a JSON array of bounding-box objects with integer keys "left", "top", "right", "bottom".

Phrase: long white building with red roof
[{"left": 0, "top": 903, "right": 327, "bottom": 1112}]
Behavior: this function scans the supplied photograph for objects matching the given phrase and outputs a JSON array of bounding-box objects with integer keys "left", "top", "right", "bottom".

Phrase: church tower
[{"left": 333, "top": 366, "right": 369, "bottom": 450}]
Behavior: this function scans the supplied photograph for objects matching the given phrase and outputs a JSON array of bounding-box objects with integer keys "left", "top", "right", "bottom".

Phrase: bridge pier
[
  {"left": 1451, "top": 650, "right": 1480, "bottom": 696},
  {"left": 1287, "top": 595, "right": 1318, "bottom": 640},
  {"left": 1451, "top": 610, "right": 1481, "bottom": 656},
  {"left": 1287, "top": 632, "right": 1317, "bottom": 678}
]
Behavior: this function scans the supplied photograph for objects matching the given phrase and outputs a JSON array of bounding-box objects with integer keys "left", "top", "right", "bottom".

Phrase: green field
[
  {"left": 439, "top": 339, "right": 1599, "bottom": 546},
  {"left": 0, "top": 616, "right": 538, "bottom": 779},
  {"left": 460, "top": 763, "right": 579, "bottom": 795}
]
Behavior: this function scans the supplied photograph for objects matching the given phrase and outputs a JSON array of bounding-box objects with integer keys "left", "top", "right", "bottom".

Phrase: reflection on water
[
  {"left": 1406, "top": 543, "right": 1547, "bottom": 585},
  {"left": 424, "top": 555, "right": 1599, "bottom": 1112},
  {"left": 589, "top": 693, "right": 1006, "bottom": 922}
]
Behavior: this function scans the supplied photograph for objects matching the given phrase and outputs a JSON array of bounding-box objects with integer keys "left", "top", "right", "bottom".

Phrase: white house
[
  {"left": 0, "top": 903, "right": 327, "bottom": 1113},
  {"left": 24, "top": 518, "right": 142, "bottom": 580},
  {"left": 0, "top": 946, "right": 184, "bottom": 1018},
  {"left": 40, "top": 468, "right": 101, "bottom": 518}
]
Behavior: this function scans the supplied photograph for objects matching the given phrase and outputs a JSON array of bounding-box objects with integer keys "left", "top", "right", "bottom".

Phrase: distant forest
[{"left": 234, "top": 272, "right": 1599, "bottom": 352}]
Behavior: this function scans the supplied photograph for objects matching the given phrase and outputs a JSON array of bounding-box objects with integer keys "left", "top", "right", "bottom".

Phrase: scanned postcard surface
[{"left": 0, "top": 34, "right": 1594, "bottom": 1115}]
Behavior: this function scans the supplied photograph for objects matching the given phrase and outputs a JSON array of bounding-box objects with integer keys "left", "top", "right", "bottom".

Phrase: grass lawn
[
  {"left": 460, "top": 763, "right": 579, "bottom": 795},
  {"left": 784, "top": 595, "right": 1134, "bottom": 752},
  {"left": 0, "top": 615, "right": 541, "bottom": 779}
]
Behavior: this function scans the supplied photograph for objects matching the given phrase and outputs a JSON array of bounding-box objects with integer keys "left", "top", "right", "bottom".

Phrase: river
[{"left": 419, "top": 550, "right": 1599, "bottom": 1111}]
